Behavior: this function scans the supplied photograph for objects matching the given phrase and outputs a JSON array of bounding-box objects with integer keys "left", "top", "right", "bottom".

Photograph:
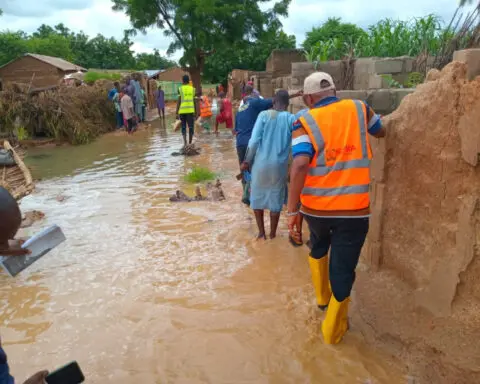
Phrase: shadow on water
[{"left": 2, "top": 116, "right": 407, "bottom": 383}]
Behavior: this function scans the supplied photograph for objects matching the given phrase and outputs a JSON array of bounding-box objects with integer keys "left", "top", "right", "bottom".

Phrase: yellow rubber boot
[
  {"left": 308, "top": 256, "right": 332, "bottom": 310},
  {"left": 321, "top": 295, "right": 350, "bottom": 344}
]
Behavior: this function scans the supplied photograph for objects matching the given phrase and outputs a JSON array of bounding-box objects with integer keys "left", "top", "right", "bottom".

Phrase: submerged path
[{"left": 1, "top": 120, "right": 404, "bottom": 383}]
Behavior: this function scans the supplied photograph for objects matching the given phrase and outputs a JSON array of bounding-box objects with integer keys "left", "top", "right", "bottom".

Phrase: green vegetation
[
  {"left": 303, "top": 14, "right": 476, "bottom": 63},
  {"left": 111, "top": 0, "right": 294, "bottom": 88},
  {"left": 83, "top": 72, "right": 123, "bottom": 83},
  {"left": 0, "top": 23, "right": 177, "bottom": 70},
  {"left": 184, "top": 167, "right": 216, "bottom": 183}
]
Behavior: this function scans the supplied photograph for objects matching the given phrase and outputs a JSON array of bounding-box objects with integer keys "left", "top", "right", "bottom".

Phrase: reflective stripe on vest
[
  {"left": 179, "top": 85, "right": 195, "bottom": 114},
  {"left": 200, "top": 96, "right": 212, "bottom": 117},
  {"left": 299, "top": 99, "right": 372, "bottom": 211}
]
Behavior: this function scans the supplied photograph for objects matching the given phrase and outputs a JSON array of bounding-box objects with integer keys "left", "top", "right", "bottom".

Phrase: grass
[
  {"left": 84, "top": 71, "right": 123, "bottom": 83},
  {"left": 184, "top": 166, "right": 216, "bottom": 183}
]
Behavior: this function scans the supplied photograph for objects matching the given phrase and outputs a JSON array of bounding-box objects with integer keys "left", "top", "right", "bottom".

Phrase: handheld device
[
  {"left": 0, "top": 225, "right": 66, "bottom": 277},
  {"left": 45, "top": 361, "right": 85, "bottom": 384}
]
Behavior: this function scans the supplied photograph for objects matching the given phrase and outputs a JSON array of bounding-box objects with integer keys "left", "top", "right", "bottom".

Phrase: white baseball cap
[{"left": 303, "top": 72, "right": 336, "bottom": 95}]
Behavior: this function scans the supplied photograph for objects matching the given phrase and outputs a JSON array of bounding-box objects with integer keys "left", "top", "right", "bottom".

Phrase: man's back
[
  {"left": 121, "top": 95, "right": 134, "bottom": 119},
  {"left": 235, "top": 97, "right": 273, "bottom": 147}
]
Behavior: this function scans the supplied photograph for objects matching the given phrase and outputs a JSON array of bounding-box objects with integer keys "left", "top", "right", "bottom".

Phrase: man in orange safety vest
[{"left": 287, "top": 72, "right": 386, "bottom": 344}]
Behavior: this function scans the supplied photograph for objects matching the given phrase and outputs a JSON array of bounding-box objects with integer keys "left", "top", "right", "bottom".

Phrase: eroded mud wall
[{"left": 353, "top": 59, "right": 480, "bottom": 384}]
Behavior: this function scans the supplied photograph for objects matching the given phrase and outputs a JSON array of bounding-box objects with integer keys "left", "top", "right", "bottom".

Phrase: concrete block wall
[
  {"left": 266, "top": 49, "right": 307, "bottom": 78},
  {"left": 289, "top": 88, "right": 415, "bottom": 116},
  {"left": 289, "top": 55, "right": 429, "bottom": 92}
]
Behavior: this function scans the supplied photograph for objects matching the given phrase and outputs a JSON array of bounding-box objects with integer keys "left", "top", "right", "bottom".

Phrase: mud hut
[{"left": 0, "top": 53, "right": 86, "bottom": 89}]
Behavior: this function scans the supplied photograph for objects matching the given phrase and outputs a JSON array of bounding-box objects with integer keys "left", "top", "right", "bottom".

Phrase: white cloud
[{"left": 0, "top": 0, "right": 474, "bottom": 62}]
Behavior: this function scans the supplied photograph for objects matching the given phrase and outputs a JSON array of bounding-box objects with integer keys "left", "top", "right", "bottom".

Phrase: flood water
[{"left": 1, "top": 119, "right": 405, "bottom": 383}]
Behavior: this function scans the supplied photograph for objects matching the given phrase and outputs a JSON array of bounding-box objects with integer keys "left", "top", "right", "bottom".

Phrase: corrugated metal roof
[
  {"left": 144, "top": 69, "right": 166, "bottom": 78},
  {"left": 26, "top": 53, "right": 87, "bottom": 72}
]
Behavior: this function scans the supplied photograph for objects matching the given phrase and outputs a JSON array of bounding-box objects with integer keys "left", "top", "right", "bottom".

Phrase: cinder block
[
  {"left": 453, "top": 49, "right": 480, "bottom": 80},
  {"left": 404, "top": 58, "right": 414, "bottom": 73},
  {"left": 374, "top": 59, "right": 404, "bottom": 74},
  {"left": 366, "top": 90, "right": 396, "bottom": 114},
  {"left": 368, "top": 74, "right": 388, "bottom": 89},
  {"left": 337, "top": 90, "right": 368, "bottom": 101},
  {"left": 354, "top": 58, "right": 376, "bottom": 90},
  {"left": 291, "top": 62, "right": 315, "bottom": 76},
  {"left": 392, "top": 89, "right": 414, "bottom": 108}
]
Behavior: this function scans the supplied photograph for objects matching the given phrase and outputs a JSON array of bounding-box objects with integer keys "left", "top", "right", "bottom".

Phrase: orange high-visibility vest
[
  {"left": 299, "top": 99, "right": 373, "bottom": 211},
  {"left": 200, "top": 96, "right": 212, "bottom": 117}
]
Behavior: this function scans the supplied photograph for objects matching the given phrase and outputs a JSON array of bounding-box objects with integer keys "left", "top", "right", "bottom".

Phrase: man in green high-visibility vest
[{"left": 176, "top": 75, "right": 197, "bottom": 146}]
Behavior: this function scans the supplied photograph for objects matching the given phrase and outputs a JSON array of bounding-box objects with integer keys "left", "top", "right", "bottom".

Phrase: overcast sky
[{"left": 0, "top": 0, "right": 472, "bottom": 61}]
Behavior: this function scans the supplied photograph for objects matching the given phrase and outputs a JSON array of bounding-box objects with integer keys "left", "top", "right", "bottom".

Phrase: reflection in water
[{"left": 2, "top": 119, "right": 405, "bottom": 383}]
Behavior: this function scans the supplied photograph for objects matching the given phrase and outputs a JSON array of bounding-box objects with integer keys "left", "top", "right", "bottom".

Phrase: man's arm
[
  {"left": 176, "top": 95, "right": 181, "bottom": 117},
  {"left": 364, "top": 103, "right": 385, "bottom": 138},
  {"left": 287, "top": 156, "right": 310, "bottom": 213},
  {"left": 287, "top": 119, "right": 315, "bottom": 213}
]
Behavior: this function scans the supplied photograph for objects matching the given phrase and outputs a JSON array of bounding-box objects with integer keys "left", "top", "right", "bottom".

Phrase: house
[
  {"left": 0, "top": 53, "right": 87, "bottom": 89},
  {"left": 156, "top": 67, "right": 188, "bottom": 82}
]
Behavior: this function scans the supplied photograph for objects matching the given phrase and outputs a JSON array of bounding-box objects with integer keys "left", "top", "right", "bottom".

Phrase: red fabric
[
  {"left": 216, "top": 113, "right": 233, "bottom": 129},
  {"left": 221, "top": 98, "right": 232, "bottom": 119}
]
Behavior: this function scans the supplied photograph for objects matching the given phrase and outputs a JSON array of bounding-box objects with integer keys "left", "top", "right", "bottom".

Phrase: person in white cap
[{"left": 286, "top": 72, "right": 385, "bottom": 344}]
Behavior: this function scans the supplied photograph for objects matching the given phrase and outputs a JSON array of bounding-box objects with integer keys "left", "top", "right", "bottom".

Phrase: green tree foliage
[
  {"left": 112, "top": 0, "right": 292, "bottom": 89},
  {"left": 302, "top": 17, "right": 367, "bottom": 52},
  {"left": 203, "top": 25, "right": 296, "bottom": 83},
  {"left": 0, "top": 23, "right": 176, "bottom": 70},
  {"left": 135, "top": 49, "right": 177, "bottom": 70}
]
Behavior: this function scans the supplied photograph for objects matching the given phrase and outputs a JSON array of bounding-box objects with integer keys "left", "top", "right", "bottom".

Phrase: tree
[
  {"left": 112, "top": 0, "right": 292, "bottom": 90},
  {"left": 135, "top": 49, "right": 176, "bottom": 70},
  {"left": 202, "top": 24, "right": 296, "bottom": 84},
  {"left": 0, "top": 24, "right": 176, "bottom": 71},
  {"left": 302, "top": 17, "right": 367, "bottom": 52}
]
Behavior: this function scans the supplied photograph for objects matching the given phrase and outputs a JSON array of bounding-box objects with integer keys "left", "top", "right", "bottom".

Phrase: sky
[{"left": 0, "top": 0, "right": 473, "bottom": 62}]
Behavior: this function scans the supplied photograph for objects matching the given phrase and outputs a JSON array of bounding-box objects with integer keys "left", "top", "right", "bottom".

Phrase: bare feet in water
[{"left": 256, "top": 233, "right": 266, "bottom": 240}]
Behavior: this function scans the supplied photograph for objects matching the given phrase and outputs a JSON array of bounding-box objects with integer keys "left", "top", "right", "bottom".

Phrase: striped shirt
[{"left": 291, "top": 96, "right": 383, "bottom": 218}]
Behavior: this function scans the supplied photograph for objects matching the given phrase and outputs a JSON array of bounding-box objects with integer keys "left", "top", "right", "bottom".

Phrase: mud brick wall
[{"left": 352, "top": 55, "right": 480, "bottom": 384}]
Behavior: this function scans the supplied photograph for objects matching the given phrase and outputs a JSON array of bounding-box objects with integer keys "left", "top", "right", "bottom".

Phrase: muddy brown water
[{"left": 1, "top": 120, "right": 406, "bottom": 383}]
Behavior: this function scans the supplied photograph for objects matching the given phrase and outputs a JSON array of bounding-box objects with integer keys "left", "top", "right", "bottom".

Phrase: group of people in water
[
  {"left": 108, "top": 73, "right": 150, "bottom": 134},
  {"left": 176, "top": 71, "right": 386, "bottom": 347}
]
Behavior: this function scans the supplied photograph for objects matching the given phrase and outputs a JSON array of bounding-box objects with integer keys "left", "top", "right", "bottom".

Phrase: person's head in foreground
[
  {"left": 302, "top": 72, "right": 336, "bottom": 108},
  {"left": 182, "top": 75, "right": 190, "bottom": 85},
  {"left": 218, "top": 92, "right": 226, "bottom": 99},
  {"left": 0, "top": 187, "right": 30, "bottom": 256},
  {"left": 113, "top": 82, "right": 120, "bottom": 91},
  {"left": 273, "top": 90, "right": 290, "bottom": 111}
]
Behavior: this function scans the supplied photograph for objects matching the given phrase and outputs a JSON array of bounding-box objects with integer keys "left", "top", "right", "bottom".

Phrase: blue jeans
[{"left": 116, "top": 111, "right": 124, "bottom": 128}]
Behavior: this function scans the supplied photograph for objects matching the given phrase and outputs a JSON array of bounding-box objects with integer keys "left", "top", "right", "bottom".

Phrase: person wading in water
[
  {"left": 176, "top": 75, "right": 197, "bottom": 146},
  {"left": 240, "top": 90, "right": 295, "bottom": 240},
  {"left": 287, "top": 72, "right": 385, "bottom": 344}
]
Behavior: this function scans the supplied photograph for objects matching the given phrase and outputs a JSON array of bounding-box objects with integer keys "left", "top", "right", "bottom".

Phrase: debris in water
[
  {"left": 169, "top": 179, "right": 225, "bottom": 202},
  {"left": 55, "top": 194, "right": 69, "bottom": 202},
  {"left": 171, "top": 144, "right": 201, "bottom": 157},
  {"left": 21, "top": 210, "right": 45, "bottom": 228}
]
